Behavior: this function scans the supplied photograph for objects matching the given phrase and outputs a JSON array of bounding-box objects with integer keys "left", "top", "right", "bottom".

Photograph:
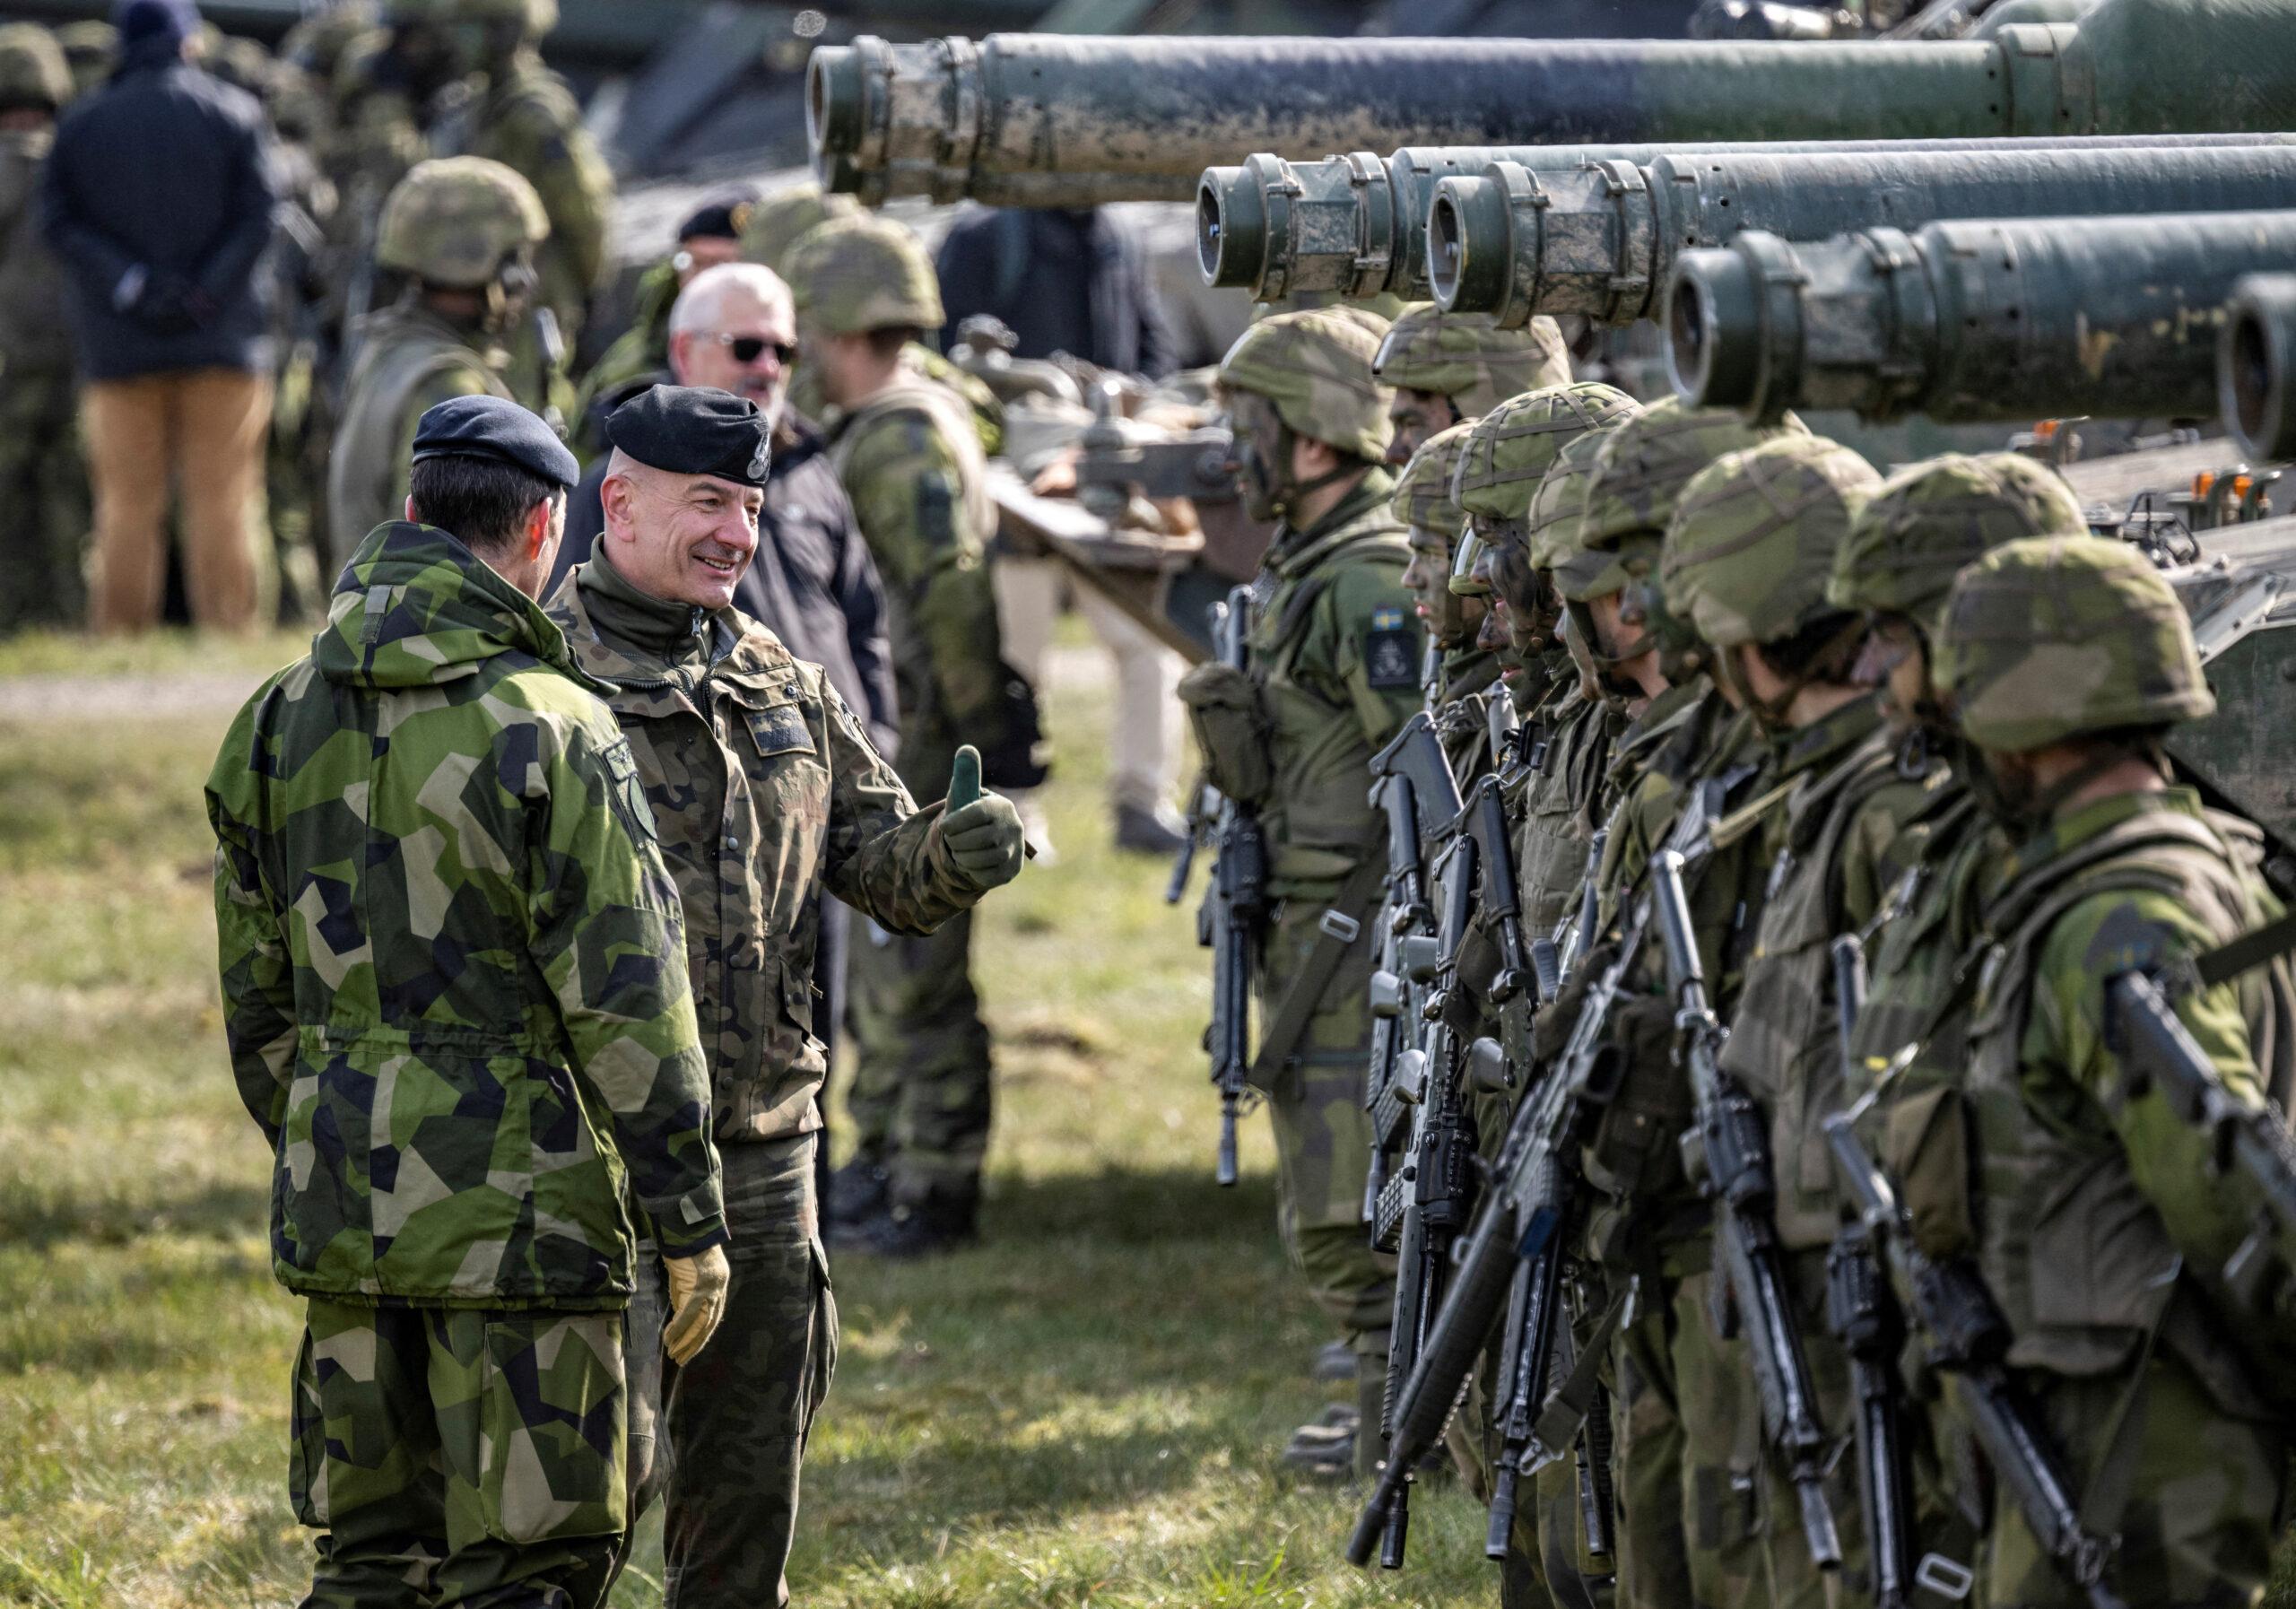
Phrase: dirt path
[{"left": 0, "top": 646, "right": 1117, "bottom": 726}]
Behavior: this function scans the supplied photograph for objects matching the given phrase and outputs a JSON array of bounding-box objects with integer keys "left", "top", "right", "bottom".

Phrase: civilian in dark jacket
[
  {"left": 935, "top": 206, "right": 1176, "bottom": 379},
  {"left": 41, "top": 0, "right": 279, "bottom": 633}
]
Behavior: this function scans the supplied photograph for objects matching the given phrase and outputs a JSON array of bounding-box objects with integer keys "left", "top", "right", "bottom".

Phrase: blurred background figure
[
  {"left": 576, "top": 187, "right": 756, "bottom": 456},
  {"left": 0, "top": 24, "right": 89, "bottom": 636},
  {"left": 41, "top": 0, "right": 280, "bottom": 636},
  {"left": 936, "top": 205, "right": 1189, "bottom": 857}
]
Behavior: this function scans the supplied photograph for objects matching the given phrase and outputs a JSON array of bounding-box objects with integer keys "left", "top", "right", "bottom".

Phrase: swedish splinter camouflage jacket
[
  {"left": 206, "top": 522, "right": 726, "bottom": 1311},
  {"left": 548, "top": 558, "right": 984, "bottom": 1143}
]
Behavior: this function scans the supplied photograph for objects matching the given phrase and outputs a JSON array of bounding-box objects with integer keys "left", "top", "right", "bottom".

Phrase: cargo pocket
[
  {"left": 803, "top": 1236, "right": 839, "bottom": 1450},
  {"left": 288, "top": 1327, "right": 329, "bottom": 1528},
  {"left": 1882, "top": 1083, "right": 1977, "bottom": 1264},
  {"left": 475, "top": 1312, "right": 629, "bottom": 1544}
]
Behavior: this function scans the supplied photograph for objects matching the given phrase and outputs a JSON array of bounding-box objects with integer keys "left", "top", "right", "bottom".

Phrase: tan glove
[{"left": 662, "top": 1242, "right": 732, "bottom": 1367}]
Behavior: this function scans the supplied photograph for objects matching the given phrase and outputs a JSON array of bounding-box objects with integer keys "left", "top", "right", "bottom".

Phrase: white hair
[{"left": 669, "top": 262, "right": 793, "bottom": 338}]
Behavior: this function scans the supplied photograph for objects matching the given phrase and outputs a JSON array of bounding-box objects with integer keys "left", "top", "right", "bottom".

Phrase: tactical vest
[
  {"left": 1516, "top": 692, "right": 1614, "bottom": 938},
  {"left": 1720, "top": 731, "right": 1926, "bottom": 1250},
  {"left": 326, "top": 309, "right": 512, "bottom": 567},
  {"left": 1958, "top": 805, "right": 2295, "bottom": 1407},
  {"left": 1251, "top": 506, "right": 1413, "bottom": 892}
]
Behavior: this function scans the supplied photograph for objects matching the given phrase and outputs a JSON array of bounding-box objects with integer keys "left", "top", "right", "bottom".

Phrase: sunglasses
[{"left": 709, "top": 333, "right": 796, "bottom": 366}]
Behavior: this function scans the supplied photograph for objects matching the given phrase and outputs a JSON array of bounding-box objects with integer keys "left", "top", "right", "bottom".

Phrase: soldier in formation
[
  {"left": 1236, "top": 348, "right": 2296, "bottom": 1609},
  {"left": 1179, "top": 306, "right": 1422, "bottom": 1480}
]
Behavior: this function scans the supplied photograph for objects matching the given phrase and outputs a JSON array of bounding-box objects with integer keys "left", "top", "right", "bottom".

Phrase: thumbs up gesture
[{"left": 937, "top": 745, "right": 1026, "bottom": 890}]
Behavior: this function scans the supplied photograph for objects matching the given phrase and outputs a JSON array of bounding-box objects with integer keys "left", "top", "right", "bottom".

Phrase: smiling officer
[{"left": 544, "top": 383, "right": 1025, "bottom": 1607}]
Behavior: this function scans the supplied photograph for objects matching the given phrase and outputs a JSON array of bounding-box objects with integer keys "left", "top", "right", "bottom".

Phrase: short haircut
[
  {"left": 409, "top": 453, "right": 561, "bottom": 555},
  {"left": 669, "top": 261, "right": 792, "bottom": 338}
]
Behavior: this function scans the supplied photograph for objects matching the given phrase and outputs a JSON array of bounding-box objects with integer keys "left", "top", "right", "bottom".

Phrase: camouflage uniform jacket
[
  {"left": 1251, "top": 470, "right": 1422, "bottom": 901},
  {"left": 1715, "top": 695, "right": 1943, "bottom": 1251},
  {"left": 0, "top": 129, "right": 71, "bottom": 372},
  {"left": 827, "top": 377, "right": 1010, "bottom": 792},
  {"left": 205, "top": 521, "right": 726, "bottom": 1311},
  {"left": 326, "top": 301, "right": 515, "bottom": 561},
  {"left": 1953, "top": 788, "right": 2296, "bottom": 1396},
  {"left": 444, "top": 50, "right": 610, "bottom": 341},
  {"left": 547, "top": 550, "right": 983, "bottom": 1143}
]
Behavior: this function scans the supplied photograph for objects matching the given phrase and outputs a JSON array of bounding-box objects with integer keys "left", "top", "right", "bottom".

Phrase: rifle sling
[
  {"left": 2194, "top": 905, "right": 2296, "bottom": 993},
  {"left": 1251, "top": 848, "right": 1390, "bottom": 1086},
  {"left": 1530, "top": 1285, "right": 1630, "bottom": 1460}
]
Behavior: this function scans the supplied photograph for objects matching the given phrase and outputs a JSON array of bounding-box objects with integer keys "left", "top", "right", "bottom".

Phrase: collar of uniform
[
  {"left": 1999, "top": 784, "right": 2211, "bottom": 888},
  {"left": 580, "top": 543, "right": 713, "bottom": 657},
  {"left": 1268, "top": 467, "right": 1397, "bottom": 579},
  {"left": 1440, "top": 645, "right": 1500, "bottom": 704},
  {"left": 1773, "top": 690, "right": 1885, "bottom": 785}
]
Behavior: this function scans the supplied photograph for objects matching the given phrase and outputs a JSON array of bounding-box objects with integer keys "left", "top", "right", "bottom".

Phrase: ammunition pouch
[
  {"left": 1880, "top": 1083, "right": 1978, "bottom": 1265},
  {"left": 1177, "top": 660, "right": 1274, "bottom": 807},
  {"left": 1583, "top": 993, "right": 1694, "bottom": 1196}
]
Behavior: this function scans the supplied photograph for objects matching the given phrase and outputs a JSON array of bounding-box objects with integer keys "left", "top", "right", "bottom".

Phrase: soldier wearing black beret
[
  {"left": 541, "top": 382, "right": 1027, "bottom": 1608},
  {"left": 401, "top": 395, "right": 580, "bottom": 599}
]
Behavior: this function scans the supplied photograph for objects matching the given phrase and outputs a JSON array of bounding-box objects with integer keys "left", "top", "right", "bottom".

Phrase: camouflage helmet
[
  {"left": 377, "top": 157, "right": 547, "bottom": 287},
  {"left": 784, "top": 215, "right": 944, "bottom": 335},
  {"left": 0, "top": 25, "right": 71, "bottom": 114},
  {"left": 1374, "top": 305, "right": 1573, "bottom": 418},
  {"left": 1828, "top": 451, "right": 2089, "bottom": 636},
  {"left": 1393, "top": 420, "right": 1477, "bottom": 539},
  {"left": 1934, "top": 535, "right": 2214, "bottom": 752},
  {"left": 1218, "top": 308, "right": 1394, "bottom": 463},
  {"left": 281, "top": 2, "right": 378, "bottom": 77},
  {"left": 1526, "top": 422, "right": 1631, "bottom": 573},
  {"left": 741, "top": 183, "right": 861, "bottom": 274},
  {"left": 54, "top": 20, "right": 115, "bottom": 97},
  {"left": 1663, "top": 437, "right": 1881, "bottom": 650},
  {"left": 1455, "top": 382, "right": 1639, "bottom": 526},
  {"left": 1579, "top": 396, "right": 1807, "bottom": 553}
]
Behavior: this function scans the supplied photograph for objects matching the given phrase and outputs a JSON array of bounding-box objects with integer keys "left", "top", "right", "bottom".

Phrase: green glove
[{"left": 940, "top": 744, "right": 1024, "bottom": 890}]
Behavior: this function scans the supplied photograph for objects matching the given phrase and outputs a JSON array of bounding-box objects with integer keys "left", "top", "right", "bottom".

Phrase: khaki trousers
[{"left": 82, "top": 367, "right": 273, "bottom": 634}]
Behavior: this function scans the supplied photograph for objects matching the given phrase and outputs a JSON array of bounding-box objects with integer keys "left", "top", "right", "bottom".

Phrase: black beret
[
  {"left": 411, "top": 395, "right": 579, "bottom": 490},
  {"left": 678, "top": 189, "right": 758, "bottom": 244},
  {"left": 604, "top": 385, "right": 773, "bottom": 489}
]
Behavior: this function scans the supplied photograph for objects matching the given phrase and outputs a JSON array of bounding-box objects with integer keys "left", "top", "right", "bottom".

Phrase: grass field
[{"left": 0, "top": 625, "right": 1494, "bottom": 1608}]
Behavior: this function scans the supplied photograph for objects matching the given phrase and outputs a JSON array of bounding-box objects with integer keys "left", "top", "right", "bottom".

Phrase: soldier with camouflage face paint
[
  {"left": 1372, "top": 303, "right": 1572, "bottom": 467},
  {"left": 1395, "top": 421, "right": 1487, "bottom": 718},
  {"left": 546, "top": 384, "right": 1022, "bottom": 1607},
  {"left": 206, "top": 395, "right": 729, "bottom": 1609},
  {"left": 786, "top": 213, "right": 1040, "bottom": 1257},
  {"left": 327, "top": 155, "right": 544, "bottom": 566},
  {"left": 1178, "top": 307, "right": 1419, "bottom": 1482},
  {"left": 1923, "top": 536, "right": 2296, "bottom": 1609}
]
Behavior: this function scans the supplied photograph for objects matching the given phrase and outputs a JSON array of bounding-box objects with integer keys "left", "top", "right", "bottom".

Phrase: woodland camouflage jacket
[{"left": 206, "top": 522, "right": 726, "bottom": 1311}]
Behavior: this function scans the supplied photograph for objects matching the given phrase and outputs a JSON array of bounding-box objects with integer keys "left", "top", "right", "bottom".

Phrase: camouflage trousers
[
  {"left": 622, "top": 1135, "right": 838, "bottom": 1609},
  {"left": 288, "top": 1299, "right": 627, "bottom": 1609},
  {"left": 0, "top": 365, "right": 89, "bottom": 634},
  {"left": 1977, "top": 1343, "right": 2284, "bottom": 1609},
  {"left": 844, "top": 906, "right": 992, "bottom": 1208},
  {"left": 1259, "top": 892, "right": 1394, "bottom": 1477}
]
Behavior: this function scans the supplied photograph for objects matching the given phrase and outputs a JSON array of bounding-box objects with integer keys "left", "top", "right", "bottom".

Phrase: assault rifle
[
  {"left": 1351, "top": 778, "right": 1723, "bottom": 1571},
  {"left": 2106, "top": 929, "right": 2296, "bottom": 1291},
  {"left": 1824, "top": 937, "right": 1922, "bottom": 1609},
  {"left": 1824, "top": 1085, "right": 2126, "bottom": 1609},
  {"left": 1652, "top": 848, "right": 1842, "bottom": 1575},
  {"left": 1197, "top": 587, "right": 1265, "bottom": 1186}
]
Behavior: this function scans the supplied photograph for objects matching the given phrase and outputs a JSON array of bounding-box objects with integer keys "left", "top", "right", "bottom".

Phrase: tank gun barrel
[
  {"left": 1200, "top": 133, "right": 2296, "bottom": 304},
  {"left": 1665, "top": 210, "right": 2296, "bottom": 423},
  {"left": 810, "top": 0, "right": 2296, "bottom": 207},
  {"left": 2222, "top": 274, "right": 2296, "bottom": 462},
  {"left": 1427, "top": 142, "right": 2296, "bottom": 328}
]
